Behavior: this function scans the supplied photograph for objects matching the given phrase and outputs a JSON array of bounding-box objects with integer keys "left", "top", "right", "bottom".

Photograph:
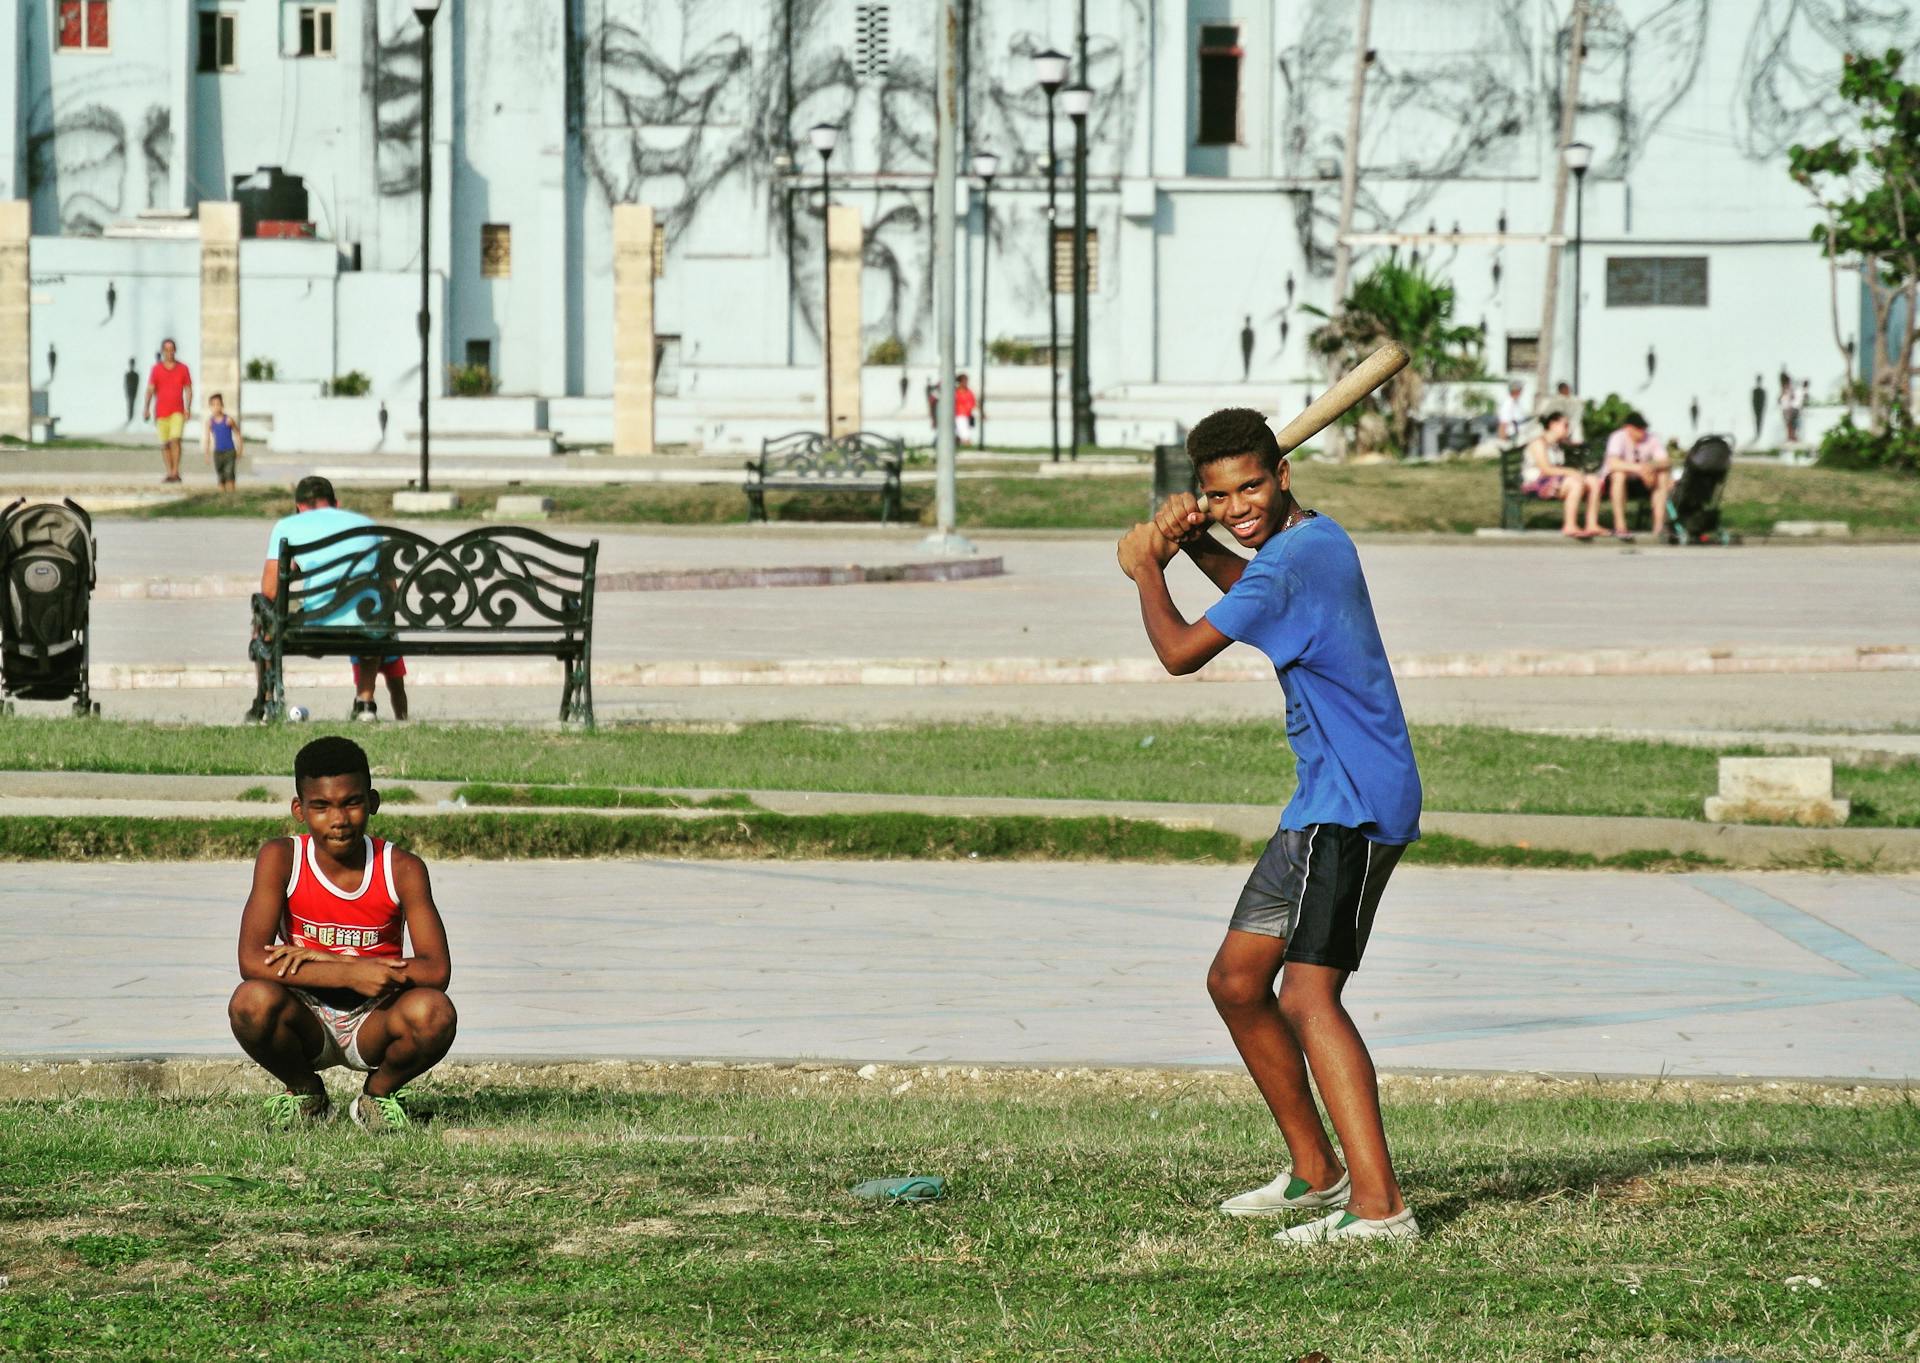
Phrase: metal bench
[
  {"left": 251, "top": 524, "right": 598, "bottom": 725},
  {"left": 745, "top": 431, "right": 904, "bottom": 523}
]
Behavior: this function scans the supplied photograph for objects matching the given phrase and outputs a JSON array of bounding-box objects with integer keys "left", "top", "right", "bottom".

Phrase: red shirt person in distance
[{"left": 141, "top": 338, "right": 194, "bottom": 484}]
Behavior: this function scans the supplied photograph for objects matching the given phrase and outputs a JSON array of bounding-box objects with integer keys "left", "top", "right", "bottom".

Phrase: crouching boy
[{"left": 228, "top": 736, "right": 456, "bottom": 1130}]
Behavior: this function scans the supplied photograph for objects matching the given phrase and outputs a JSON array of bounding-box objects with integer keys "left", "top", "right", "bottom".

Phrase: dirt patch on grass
[{"left": 548, "top": 1218, "right": 683, "bottom": 1255}]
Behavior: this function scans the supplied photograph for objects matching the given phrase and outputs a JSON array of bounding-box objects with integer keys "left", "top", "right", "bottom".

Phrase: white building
[{"left": 3, "top": 0, "right": 1901, "bottom": 446}]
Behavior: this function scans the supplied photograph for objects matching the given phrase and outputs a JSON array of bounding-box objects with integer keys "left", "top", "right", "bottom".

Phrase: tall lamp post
[
  {"left": 413, "top": 0, "right": 442, "bottom": 492},
  {"left": 1032, "top": 49, "right": 1068, "bottom": 462},
  {"left": 1061, "top": 80, "right": 1094, "bottom": 457},
  {"left": 809, "top": 122, "right": 839, "bottom": 433},
  {"left": 1562, "top": 140, "right": 1592, "bottom": 396},
  {"left": 971, "top": 149, "right": 999, "bottom": 452}
]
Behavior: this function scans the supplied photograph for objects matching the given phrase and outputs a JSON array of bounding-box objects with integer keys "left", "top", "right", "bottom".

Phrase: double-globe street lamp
[
  {"left": 413, "top": 0, "right": 442, "bottom": 492},
  {"left": 1562, "top": 140, "right": 1593, "bottom": 396},
  {"left": 1061, "top": 80, "right": 1095, "bottom": 456},
  {"left": 972, "top": 149, "right": 999, "bottom": 452},
  {"left": 1031, "top": 49, "right": 1068, "bottom": 463},
  {"left": 809, "top": 122, "right": 840, "bottom": 435}
]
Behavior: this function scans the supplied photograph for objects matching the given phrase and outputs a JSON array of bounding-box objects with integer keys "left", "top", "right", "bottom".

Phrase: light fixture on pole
[
  {"left": 1032, "top": 49, "right": 1068, "bottom": 462},
  {"left": 809, "top": 122, "right": 840, "bottom": 434},
  {"left": 413, "top": 0, "right": 443, "bottom": 492},
  {"left": 1561, "top": 140, "right": 1592, "bottom": 396},
  {"left": 1060, "top": 80, "right": 1094, "bottom": 458},
  {"left": 971, "top": 149, "right": 999, "bottom": 452}
]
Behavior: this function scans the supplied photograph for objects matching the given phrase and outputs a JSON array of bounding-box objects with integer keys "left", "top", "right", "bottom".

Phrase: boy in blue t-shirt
[{"left": 1116, "top": 407, "right": 1422, "bottom": 1245}]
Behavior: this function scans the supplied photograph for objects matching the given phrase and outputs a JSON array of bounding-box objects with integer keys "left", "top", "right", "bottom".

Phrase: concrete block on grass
[
  {"left": 392, "top": 491, "right": 461, "bottom": 513},
  {"left": 490, "top": 495, "right": 556, "bottom": 521},
  {"left": 1772, "top": 520, "right": 1850, "bottom": 537},
  {"left": 1704, "top": 756, "right": 1850, "bottom": 826}
]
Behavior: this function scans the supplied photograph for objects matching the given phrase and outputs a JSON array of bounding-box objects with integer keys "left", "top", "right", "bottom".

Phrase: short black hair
[
  {"left": 294, "top": 736, "right": 372, "bottom": 795},
  {"left": 294, "top": 475, "right": 337, "bottom": 505},
  {"left": 1187, "top": 407, "right": 1283, "bottom": 472},
  {"left": 1624, "top": 411, "right": 1649, "bottom": 429},
  {"left": 208, "top": 392, "right": 223, "bottom": 404}
]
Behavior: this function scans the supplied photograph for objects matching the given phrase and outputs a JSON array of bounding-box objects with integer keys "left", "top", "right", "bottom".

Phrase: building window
[
  {"left": 56, "top": 0, "right": 110, "bottom": 51},
  {"left": 296, "top": 5, "right": 336, "bottom": 58},
  {"left": 1504, "top": 333, "right": 1540, "bottom": 373},
  {"left": 854, "top": 4, "right": 890, "bottom": 79},
  {"left": 651, "top": 222, "right": 667, "bottom": 278},
  {"left": 480, "top": 224, "right": 511, "bottom": 279},
  {"left": 197, "top": 10, "right": 237, "bottom": 72},
  {"left": 1197, "top": 23, "right": 1242, "bottom": 146},
  {"left": 465, "top": 339, "right": 492, "bottom": 372},
  {"left": 1606, "top": 256, "right": 1708, "bottom": 307},
  {"left": 1052, "top": 228, "right": 1099, "bottom": 294}
]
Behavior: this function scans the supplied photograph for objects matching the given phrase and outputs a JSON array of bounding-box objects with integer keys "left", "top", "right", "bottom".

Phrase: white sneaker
[
  {"left": 1219, "top": 1170, "right": 1351, "bottom": 1217},
  {"left": 1274, "top": 1206, "right": 1420, "bottom": 1245}
]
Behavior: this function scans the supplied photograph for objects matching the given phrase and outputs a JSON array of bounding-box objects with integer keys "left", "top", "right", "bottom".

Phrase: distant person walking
[
  {"left": 142, "top": 339, "right": 193, "bottom": 483},
  {"left": 1750, "top": 375, "right": 1767, "bottom": 443},
  {"left": 954, "top": 373, "right": 978, "bottom": 446},
  {"left": 1778, "top": 373, "right": 1802, "bottom": 444},
  {"left": 203, "top": 393, "right": 243, "bottom": 492}
]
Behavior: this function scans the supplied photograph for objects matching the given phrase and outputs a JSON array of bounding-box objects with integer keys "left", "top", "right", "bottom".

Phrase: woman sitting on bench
[{"left": 1521, "top": 411, "right": 1601, "bottom": 540}]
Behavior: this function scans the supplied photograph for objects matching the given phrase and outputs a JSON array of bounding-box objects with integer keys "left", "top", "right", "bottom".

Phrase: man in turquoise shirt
[{"left": 246, "top": 476, "right": 381, "bottom": 722}]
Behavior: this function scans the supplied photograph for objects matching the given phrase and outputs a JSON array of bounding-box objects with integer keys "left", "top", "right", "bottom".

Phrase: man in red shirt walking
[{"left": 142, "top": 338, "right": 194, "bottom": 483}]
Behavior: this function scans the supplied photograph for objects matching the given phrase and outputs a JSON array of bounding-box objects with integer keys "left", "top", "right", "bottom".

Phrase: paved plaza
[{"left": 5, "top": 860, "right": 1915, "bottom": 1080}]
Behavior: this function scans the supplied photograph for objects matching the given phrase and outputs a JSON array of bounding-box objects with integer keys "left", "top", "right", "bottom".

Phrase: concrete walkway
[{"left": 3, "top": 860, "right": 1914, "bottom": 1080}]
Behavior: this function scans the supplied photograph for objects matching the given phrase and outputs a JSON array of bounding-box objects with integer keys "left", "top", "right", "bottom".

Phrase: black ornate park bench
[
  {"left": 745, "top": 431, "right": 905, "bottom": 523},
  {"left": 1498, "top": 437, "right": 1650, "bottom": 533},
  {"left": 251, "top": 525, "right": 599, "bottom": 725}
]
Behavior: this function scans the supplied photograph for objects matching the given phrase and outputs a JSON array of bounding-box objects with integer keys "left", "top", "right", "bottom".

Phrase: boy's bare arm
[
  {"left": 390, "top": 851, "right": 452, "bottom": 991},
  {"left": 1117, "top": 524, "right": 1234, "bottom": 677},
  {"left": 238, "top": 840, "right": 404, "bottom": 997},
  {"left": 1151, "top": 494, "right": 1246, "bottom": 592}
]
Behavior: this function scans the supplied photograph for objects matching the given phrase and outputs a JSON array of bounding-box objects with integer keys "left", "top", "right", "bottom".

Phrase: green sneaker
[
  {"left": 350, "top": 1090, "right": 412, "bottom": 1132},
  {"left": 265, "top": 1088, "right": 331, "bottom": 1128}
]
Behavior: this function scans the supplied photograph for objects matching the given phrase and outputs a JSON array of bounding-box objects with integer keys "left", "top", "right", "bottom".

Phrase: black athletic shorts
[{"left": 1228, "top": 823, "right": 1405, "bottom": 972}]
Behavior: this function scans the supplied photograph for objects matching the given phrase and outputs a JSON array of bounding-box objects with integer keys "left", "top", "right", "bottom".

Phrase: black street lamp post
[
  {"left": 1563, "top": 140, "right": 1592, "bottom": 396},
  {"left": 1032, "top": 49, "right": 1068, "bottom": 463},
  {"left": 972, "top": 149, "right": 999, "bottom": 452},
  {"left": 1061, "top": 80, "right": 1094, "bottom": 457},
  {"left": 809, "top": 123, "right": 840, "bottom": 435},
  {"left": 414, "top": 0, "right": 442, "bottom": 492}
]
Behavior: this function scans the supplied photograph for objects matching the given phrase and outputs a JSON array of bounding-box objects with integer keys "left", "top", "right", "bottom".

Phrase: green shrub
[
  {"left": 329, "top": 370, "right": 372, "bottom": 397},
  {"left": 1581, "top": 392, "right": 1638, "bottom": 455},
  {"left": 865, "top": 335, "right": 906, "bottom": 366},
  {"left": 244, "top": 357, "right": 278, "bottom": 381},
  {"left": 447, "top": 362, "right": 496, "bottom": 397},
  {"left": 1818, "top": 410, "right": 1920, "bottom": 474},
  {"left": 988, "top": 337, "right": 1042, "bottom": 365}
]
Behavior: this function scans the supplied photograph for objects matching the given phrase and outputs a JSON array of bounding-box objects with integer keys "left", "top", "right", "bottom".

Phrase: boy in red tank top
[{"left": 228, "top": 736, "right": 457, "bottom": 1130}]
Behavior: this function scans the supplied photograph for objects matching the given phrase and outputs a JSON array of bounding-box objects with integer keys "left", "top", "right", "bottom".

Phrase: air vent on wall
[{"left": 855, "top": 4, "right": 890, "bottom": 79}]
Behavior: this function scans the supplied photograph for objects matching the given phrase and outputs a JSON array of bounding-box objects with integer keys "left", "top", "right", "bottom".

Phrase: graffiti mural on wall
[
  {"left": 1736, "top": 0, "right": 1920, "bottom": 159},
  {"left": 1567, "top": 0, "right": 1711, "bottom": 178},
  {"left": 24, "top": 66, "right": 173, "bottom": 235}
]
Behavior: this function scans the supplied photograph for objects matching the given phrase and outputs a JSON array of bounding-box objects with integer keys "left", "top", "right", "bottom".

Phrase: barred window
[
  {"left": 1504, "top": 333, "right": 1540, "bottom": 373},
  {"left": 1605, "top": 256, "right": 1707, "bottom": 307},
  {"left": 197, "top": 11, "right": 237, "bottom": 72},
  {"left": 1197, "top": 24, "right": 1242, "bottom": 146},
  {"left": 854, "top": 3, "right": 890, "bottom": 79},
  {"left": 651, "top": 221, "right": 666, "bottom": 278}
]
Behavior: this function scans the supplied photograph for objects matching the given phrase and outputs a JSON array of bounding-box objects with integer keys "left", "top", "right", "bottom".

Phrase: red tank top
[{"left": 281, "top": 834, "right": 404, "bottom": 958}]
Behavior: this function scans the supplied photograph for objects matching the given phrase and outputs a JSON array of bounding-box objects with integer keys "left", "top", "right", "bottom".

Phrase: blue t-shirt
[
  {"left": 1204, "top": 514, "right": 1422, "bottom": 844},
  {"left": 266, "top": 507, "right": 380, "bottom": 628}
]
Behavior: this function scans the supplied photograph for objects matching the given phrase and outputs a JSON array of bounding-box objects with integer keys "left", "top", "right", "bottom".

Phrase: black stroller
[
  {"left": 1664, "top": 436, "right": 1737, "bottom": 545},
  {"left": 0, "top": 498, "right": 100, "bottom": 716}
]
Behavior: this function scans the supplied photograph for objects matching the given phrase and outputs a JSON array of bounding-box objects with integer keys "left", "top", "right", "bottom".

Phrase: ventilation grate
[{"left": 855, "top": 4, "right": 890, "bottom": 79}]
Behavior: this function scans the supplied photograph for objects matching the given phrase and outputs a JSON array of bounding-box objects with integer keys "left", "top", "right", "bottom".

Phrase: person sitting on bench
[
  {"left": 1588, "top": 411, "right": 1672, "bottom": 541},
  {"left": 1522, "top": 411, "right": 1600, "bottom": 540}
]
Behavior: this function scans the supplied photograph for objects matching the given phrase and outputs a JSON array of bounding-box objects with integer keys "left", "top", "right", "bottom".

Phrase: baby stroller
[
  {"left": 0, "top": 498, "right": 100, "bottom": 715},
  {"left": 1665, "top": 436, "right": 1737, "bottom": 546}
]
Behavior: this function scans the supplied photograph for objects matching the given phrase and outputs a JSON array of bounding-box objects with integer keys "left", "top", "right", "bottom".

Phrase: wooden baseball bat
[{"left": 1272, "top": 341, "right": 1410, "bottom": 454}]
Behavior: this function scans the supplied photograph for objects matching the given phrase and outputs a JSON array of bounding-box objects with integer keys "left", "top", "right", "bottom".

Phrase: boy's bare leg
[
  {"left": 386, "top": 676, "right": 409, "bottom": 721},
  {"left": 354, "top": 988, "right": 457, "bottom": 1097},
  {"left": 228, "top": 980, "right": 326, "bottom": 1094},
  {"left": 352, "top": 661, "right": 378, "bottom": 708},
  {"left": 1276, "top": 963, "right": 1404, "bottom": 1220},
  {"left": 1207, "top": 931, "right": 1343, "bottom": 1189}
]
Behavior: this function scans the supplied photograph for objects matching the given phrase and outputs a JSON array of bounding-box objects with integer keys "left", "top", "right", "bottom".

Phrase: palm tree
[{"left": 1303, "top": 257, "right": 1486, "bottom": 455}]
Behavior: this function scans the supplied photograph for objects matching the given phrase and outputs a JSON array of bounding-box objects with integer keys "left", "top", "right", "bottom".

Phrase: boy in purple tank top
[{"left": 203, "top": 392, "right": 243, "bottom": 492}]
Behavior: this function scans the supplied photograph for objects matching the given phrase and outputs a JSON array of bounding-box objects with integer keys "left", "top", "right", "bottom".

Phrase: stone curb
[
  {"left": 92, "top": 556, "right": 1006, "bottom": 600},
  {"left": 3, "top": 775, "right": 1915, "bottom": 869},
  {"left": 73, "top": 642, "right": 1920, "bottom": 692}
]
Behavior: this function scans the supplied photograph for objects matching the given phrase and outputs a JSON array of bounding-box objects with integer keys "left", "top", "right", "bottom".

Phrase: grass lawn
[
  {"left": 1, "top": 1064, "right": 1913, "bottom": 1362},
  {"left": 3, "top": 719, "right": 1916, "bottom": 827},
  {"left": 126, "top": 461, "right": 1920, "bottom": 536}
]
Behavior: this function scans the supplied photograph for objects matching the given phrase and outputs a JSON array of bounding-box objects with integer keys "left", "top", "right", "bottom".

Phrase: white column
[
  {"left": 612, "top": 204, "right": 656, "bottom": 456},
  {"left": 0, "top": 201, "right": 28, "bottom": 440}
]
